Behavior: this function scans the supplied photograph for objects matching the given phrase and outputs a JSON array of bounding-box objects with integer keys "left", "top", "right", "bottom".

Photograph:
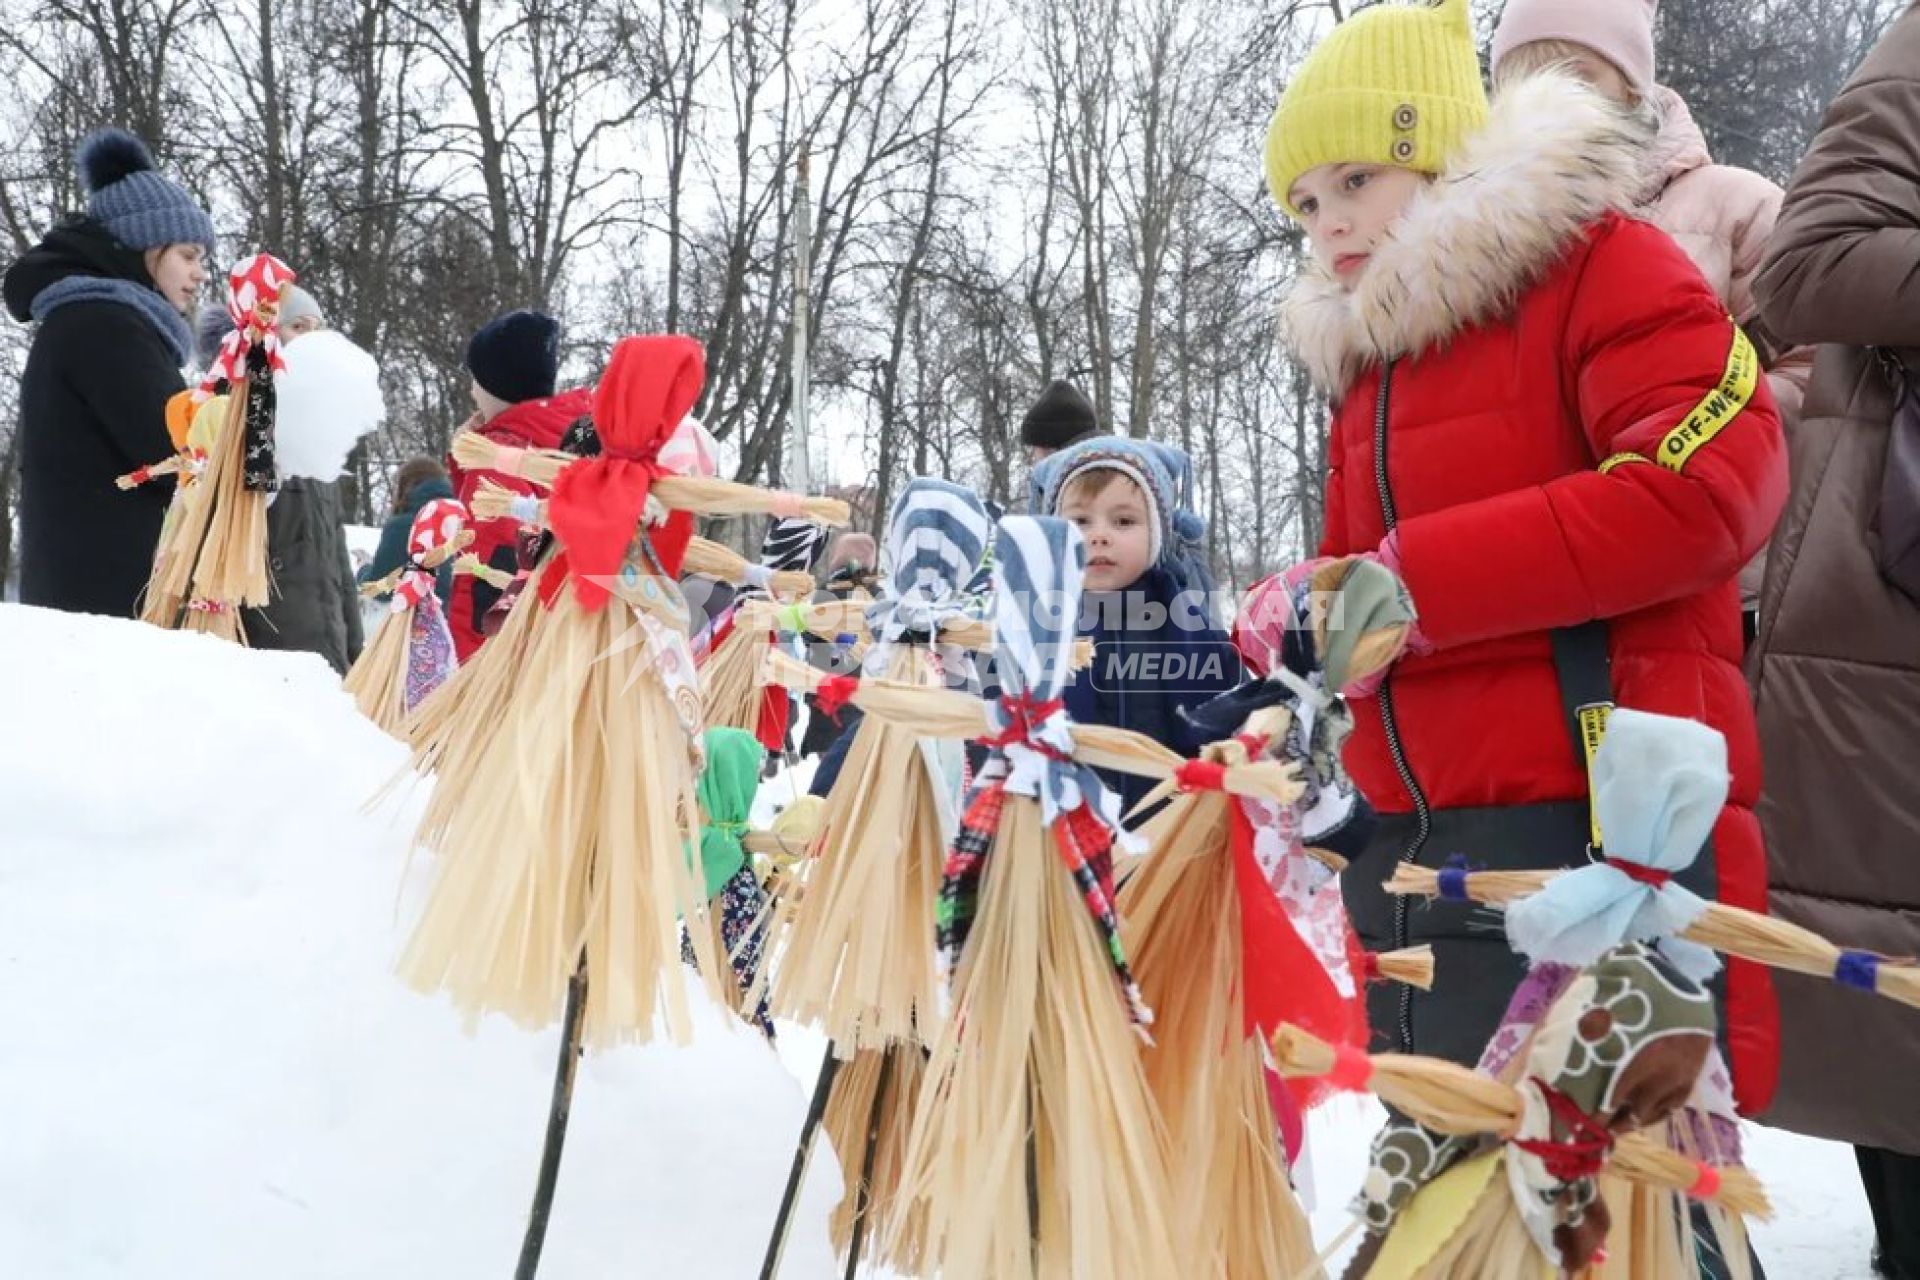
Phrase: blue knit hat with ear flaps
[{"left": 1035, "top": 434, "right": 1216, "bottom": 603}]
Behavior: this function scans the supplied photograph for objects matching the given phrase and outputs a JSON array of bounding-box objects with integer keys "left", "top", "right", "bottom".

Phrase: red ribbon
[
  {"left": 982, "top": 693, "right": 1068, "bottom": 757},
  {"left": 1326, "top": 1044, "right": 1374, "bottom": 1092},
  {"left": 1510, "top": 1078, "right": 1617, "bottom": 1183},
  {"left": 541, "top": 336, "right": 704, "bottom": 611},
  {"left": 1362, "top": 950, "right": 1384, "bottom": 982},
  {"left": 815, "top": 674, "right": 861, "bottom": 717},
  {"left": 1175, "top": 759, "right": 1229, "bottom": 792},
  {"left": 1605, "top": 858, "right": 1673, "bottom": 889}
]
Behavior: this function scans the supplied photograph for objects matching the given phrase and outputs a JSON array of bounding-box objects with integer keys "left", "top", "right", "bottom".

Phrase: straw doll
[
  {"left": 697, "top": 515, "right": 829, "bottom": 749},
  {"left": 807, "top": 516, "right": 1269, "bottom": 1278},
  {"left": 1101, "top": 557, "right": 1413, "bottom": 1275},
  {"left": 126, "top": 391, "right": 221, "bottom": 625},
  {"left": 343, "top": 497, "right": 469, "bottom": 735},
  {"left": 1271, "top": 943, "right": 1773, "bottom": 1280},
  {"left": 1385, "top": 715, "right": 1920, "bottom": 1017},
  {"left": 763, "top": 478, "right": 990, "bottom": 1048},
  {"left": 685, "top": 726, "right": 777, "bottom": 1037},
  {"left": 144, "top": 253, "right": 296, "bottom": 639},
  {"left": 400, "top": 411, "right": 724, "bottom": 847},
  {"left": 395, "top": 333, "right": 848, "bottom": 1048},
  {"left": 755, "top": 478, "right": 990, "bottom": 1272}
]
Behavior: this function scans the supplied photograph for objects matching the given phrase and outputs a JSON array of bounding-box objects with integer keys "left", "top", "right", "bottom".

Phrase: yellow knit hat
[{"left": 1265, "top": 0, "right": 1489, "bottom": 216}]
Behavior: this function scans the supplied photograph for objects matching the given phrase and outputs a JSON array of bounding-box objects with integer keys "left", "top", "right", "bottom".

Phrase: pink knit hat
[{"left": 1490, "top": 0, "right": 1659, "bottom": 93}]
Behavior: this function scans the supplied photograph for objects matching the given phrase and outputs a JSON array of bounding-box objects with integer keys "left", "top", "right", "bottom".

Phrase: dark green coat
[{"left": 243, "top": 478, "right": 364, "bottom": 675}]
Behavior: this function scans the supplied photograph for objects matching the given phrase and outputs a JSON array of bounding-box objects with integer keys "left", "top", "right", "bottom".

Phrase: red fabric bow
[
  {"left": 1176, "top": 759, "right": 1228, "bottom": 792},
  {"left": 982, "top": 693, "right": 1067, "bottom": 756},
  {"left": 542, "top": 335, "right": 705, "bottom": 611},
  {"left": 1511, "top": 1078, "right": 1617, "bottom": 1183}
]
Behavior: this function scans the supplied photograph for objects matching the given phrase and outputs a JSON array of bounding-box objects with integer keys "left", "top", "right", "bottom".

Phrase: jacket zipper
[{"left": 1370, "top": 360, "right": 1433, "bottom": 1055}]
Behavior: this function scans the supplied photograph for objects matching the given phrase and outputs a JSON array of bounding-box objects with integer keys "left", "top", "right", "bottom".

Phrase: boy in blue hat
[{"left": 1034, "top": 436, "right": 1242, "bottom": 821}]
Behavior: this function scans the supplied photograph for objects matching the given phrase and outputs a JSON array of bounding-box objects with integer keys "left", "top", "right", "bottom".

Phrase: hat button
[
  {"left": 1392, "top": 138, "right": 1416, "bottom": 162},
  {"left": 1393, "top": 103, "right": 1419, "bottom": 131}
]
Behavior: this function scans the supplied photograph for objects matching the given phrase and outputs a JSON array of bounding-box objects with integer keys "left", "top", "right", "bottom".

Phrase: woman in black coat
[{"left": 2, "top": 129, "right": 214, "bottom": 618}]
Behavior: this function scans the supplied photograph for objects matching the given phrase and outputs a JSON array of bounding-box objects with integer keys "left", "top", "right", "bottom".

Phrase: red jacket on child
[
  {"left": 1285, "top": 76, "right": 1788, "bottom": 1114},
  {"left": 445, "top": 388, "right": 594, "bottom": 661}
]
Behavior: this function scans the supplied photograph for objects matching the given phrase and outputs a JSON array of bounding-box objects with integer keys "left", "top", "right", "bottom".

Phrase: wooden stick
[
  {"left": 761, "top": 1044, "right": 843, "bottom": 1280},
  {"left": 515, "top": 959, "right": 588, "bottom": 1280}
]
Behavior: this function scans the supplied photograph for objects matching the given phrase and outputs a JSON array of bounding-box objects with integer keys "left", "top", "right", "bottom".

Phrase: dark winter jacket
[
  {"left": 1749, "top": 6, "right": 1920, "bottom": 1156},
  {"left": 4, "top": 216, "right": 187, "bottom": 617},
  {"left": 1062, "top": 562, "right": 1242, "bottom": 822},
  {"left": 358, "top": 476, "right": 456, "bottom": 609},
  {"left": 243, "top": 479, "right": 364, "bottom": 675}
]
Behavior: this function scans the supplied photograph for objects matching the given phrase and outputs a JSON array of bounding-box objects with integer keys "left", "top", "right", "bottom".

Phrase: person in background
[
  {"left": 1492, "top": 0, "right": 1813, "bottom": 641},
  {"left": 1748, "top": 10, "right": 1920, "bottom": 1275},
  {"left": 359, "top": 456, "right": 457, "bottom": 611},
  {"left": 243, "top": 287, "right": 368, "bottom": 674},
  {"left": 444, "top": 309, "right": 592, "bottom": 661},
  {"left": 1019, "top": 379, "right": 1100, "bottom": 512},
  {"left": 3, "top": 128, "right": 212, "bottom": 618}
]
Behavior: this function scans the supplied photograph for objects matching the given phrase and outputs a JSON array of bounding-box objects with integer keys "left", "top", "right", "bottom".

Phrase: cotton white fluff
[{"left": 273, "top": 328, "right": 385, "bottom": 482}]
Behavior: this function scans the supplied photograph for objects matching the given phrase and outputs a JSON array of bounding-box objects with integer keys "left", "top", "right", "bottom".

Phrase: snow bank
[{"left": 0, "top": 604, "right": 842, "bottom": 1278}]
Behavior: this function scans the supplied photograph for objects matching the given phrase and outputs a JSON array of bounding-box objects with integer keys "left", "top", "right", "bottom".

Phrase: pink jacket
[{"left": 1642, "top": 88, "right": 1811, "bottom": 608}]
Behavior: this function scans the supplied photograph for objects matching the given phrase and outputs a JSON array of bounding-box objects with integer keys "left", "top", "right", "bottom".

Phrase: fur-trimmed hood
[{"left": 1281, "top": 73, "right": 1643, "bottom": 395}]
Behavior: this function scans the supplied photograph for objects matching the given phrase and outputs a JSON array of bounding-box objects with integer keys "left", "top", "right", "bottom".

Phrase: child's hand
[{"left": 1305, "top": 542, "right": 1425, "bottom": 699}]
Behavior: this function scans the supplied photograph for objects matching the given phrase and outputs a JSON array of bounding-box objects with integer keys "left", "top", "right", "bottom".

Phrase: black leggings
[{"left": 1860, "top": 1145, "right": 1920, "bottom": 1278}]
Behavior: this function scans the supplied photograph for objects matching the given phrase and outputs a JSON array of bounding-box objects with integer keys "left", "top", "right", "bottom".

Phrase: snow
[
  {"left": 0, "top": 601, "right": 1886, "bottom": 1279},
  {"left": 0, "top": 604, "right": 842, "bottom": 1278}
]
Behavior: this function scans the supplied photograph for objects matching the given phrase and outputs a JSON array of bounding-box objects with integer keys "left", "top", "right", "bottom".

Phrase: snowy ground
[
  {"left": 0, "top": 605, "right": 841, "bottom": 1278},
  {"left": 0, "top": 603, "right": 1882, "bottom": 1277}
]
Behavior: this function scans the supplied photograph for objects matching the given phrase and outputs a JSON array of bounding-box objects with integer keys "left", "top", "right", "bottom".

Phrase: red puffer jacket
[
  {"left": 1285, "top": 76, "right": 1788, "bottom": 1114},
  {"left": 446, "top": 387, "right": 594, "bottom": 660}
]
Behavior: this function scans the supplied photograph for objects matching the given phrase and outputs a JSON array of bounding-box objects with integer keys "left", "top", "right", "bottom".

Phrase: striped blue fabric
[
  {"left": 866, "top": 478, "right": 992, "bottom": 649},
  {"left": 739, "top": 518, "right": 829, "bottom": 600},
  {"left": 978, "top": 516, "right": 1130, "bottom": 838},
  {"left": 957, "top": 498, "right": 1002, "bottom": 609}
]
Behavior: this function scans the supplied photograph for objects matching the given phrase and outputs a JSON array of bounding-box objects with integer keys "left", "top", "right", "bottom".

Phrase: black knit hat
[
  {"left": 466, "top": 309, "right": 561, "bottom": 405},
  {"left": 1018, "top": 379, "right": 1099, "bottom": 450}
]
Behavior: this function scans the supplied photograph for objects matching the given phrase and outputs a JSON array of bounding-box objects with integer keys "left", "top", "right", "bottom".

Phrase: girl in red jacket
[{"left": 1262, "top": 0, "right": 1787, "bottom": 1116}]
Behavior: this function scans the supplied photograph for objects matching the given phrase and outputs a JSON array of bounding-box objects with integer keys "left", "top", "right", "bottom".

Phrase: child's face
[
  {"left": 1060, "top": 473, "right": 1153, "bottom": 593},
  {"left": 1288, "top": 163, "right": 1426, "bottom": 289}
]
